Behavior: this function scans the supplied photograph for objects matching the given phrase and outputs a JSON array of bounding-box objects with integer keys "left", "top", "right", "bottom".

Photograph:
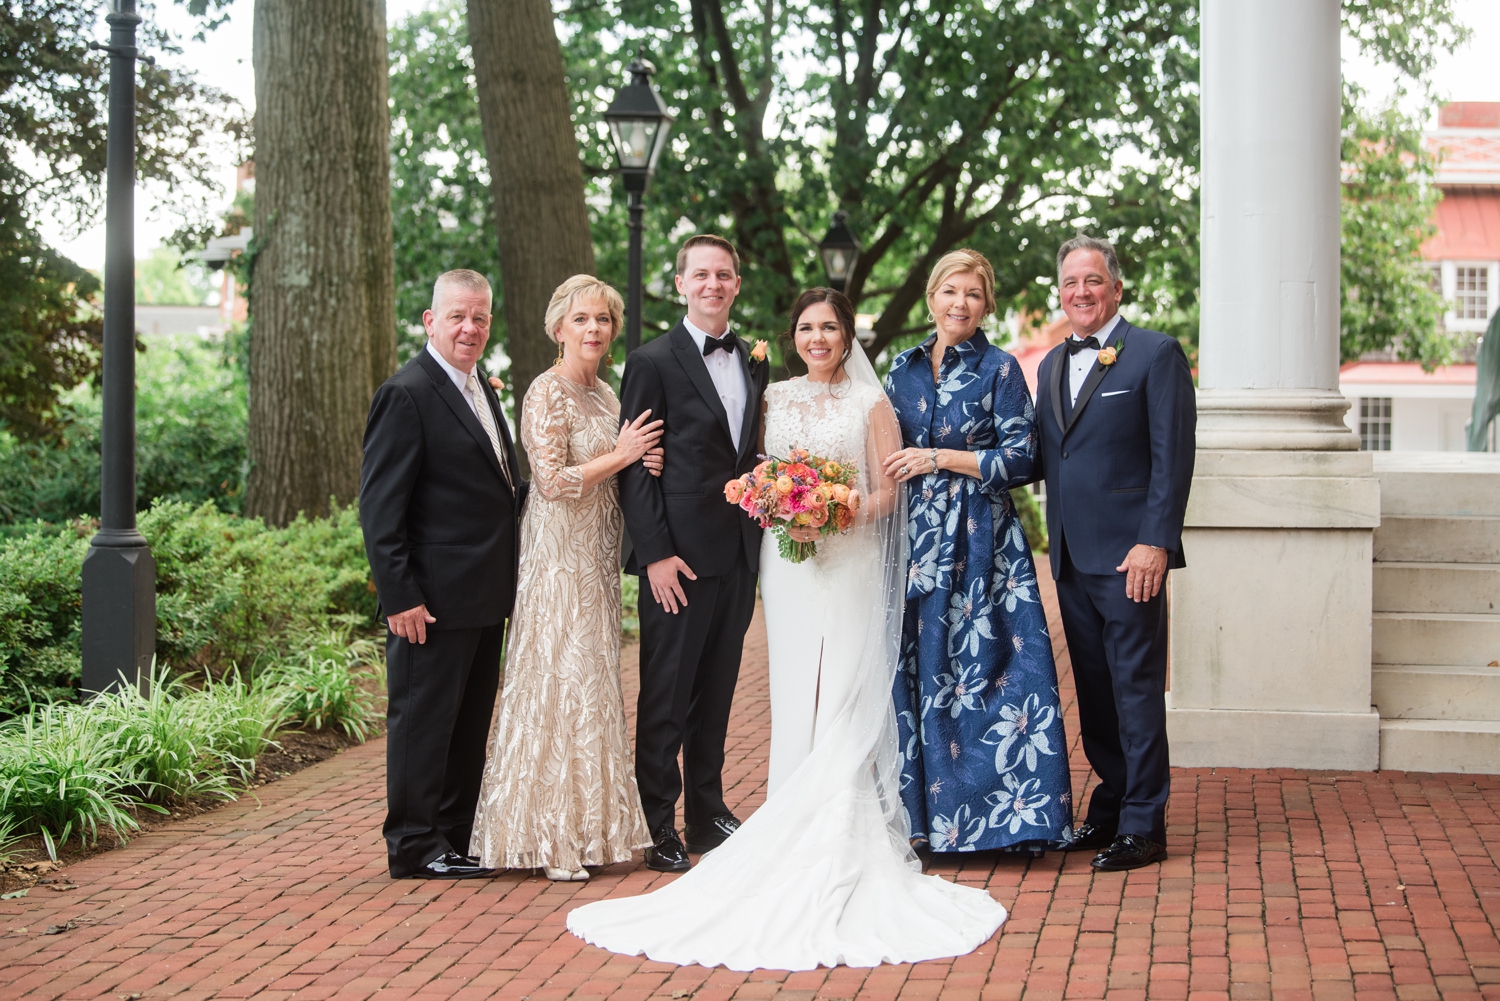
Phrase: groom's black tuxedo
[
  {"left": 619, "top": 322, "right": 769, "bottom": 833},
  {"left": 1034, "top": 319, "right": 1195, "bottom": 845},
  {"left": 360, "top": 348, "right": 525, "bottom": 876}
]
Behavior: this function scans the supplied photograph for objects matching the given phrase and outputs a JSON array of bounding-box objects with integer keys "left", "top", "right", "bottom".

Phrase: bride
[{"left": 566, "top": 289, "right": 1007, "bottom": 971}]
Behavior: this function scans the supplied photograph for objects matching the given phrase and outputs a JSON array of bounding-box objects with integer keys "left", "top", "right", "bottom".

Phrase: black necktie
[
  {"left": 702, "top": 335, "right": 735, "bottom": 357},
  {"left": 1065, "top": 335, "right": 1101, "bottom": 355}
]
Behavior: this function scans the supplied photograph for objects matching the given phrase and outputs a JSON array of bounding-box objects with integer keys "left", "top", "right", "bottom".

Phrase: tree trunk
[
  {"left": 247, "top": 0, "right": 397, "bottom": 526},
  {"left": 466, "top": 0, "right": 596, "bottom": 436}
]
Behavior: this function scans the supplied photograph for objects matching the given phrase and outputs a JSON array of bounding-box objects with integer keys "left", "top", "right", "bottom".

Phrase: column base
[
  {"left": 1166, "top": 701, "right": 1380, "bottom": 771},
  {"left": 1195, "top": 389, "right": 1359, "bottom": 451},
  {"left": 81, "top": 542, "right": 156, "bottom": 695}
]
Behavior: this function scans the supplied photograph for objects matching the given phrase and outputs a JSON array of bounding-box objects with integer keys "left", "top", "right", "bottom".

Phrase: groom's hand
[
  {"left": 1116, "top": 545, "right": 1168, "bottom": 603},
  {"left": 646, "top": 557, "right": 696, "bottom": 615},
  {"left": 388, "top": 603, "right": 437, "bottom": 644}
]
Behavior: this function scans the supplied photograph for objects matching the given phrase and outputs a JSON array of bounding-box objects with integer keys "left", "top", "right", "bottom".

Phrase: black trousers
[
  {"left": 1053, "top": 545, "right": 1171, "bottom": 844},
  {"left": 634, "top": 556, "right": 757, "bottom": 834},
  {"left": 383, "top": 621, "right": 505, "bottom": 876}
]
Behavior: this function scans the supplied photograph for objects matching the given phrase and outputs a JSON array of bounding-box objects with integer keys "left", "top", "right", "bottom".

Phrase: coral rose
[
  {"left": 831, "top": 483, "right": 851, "bottom": 504},
  {"left": 820, "top": 461, "right": 843, "bottom": 479},
  {"left": 754, "top": 460, "right": 772, "bottom": 480},
  {"left": 835, "top": 506, "right": 855, "bottom": 532},
  {"left": 724, "top": 479, "right": 745, "bottom": 503},
  {"left": 784, "top": 462, "right": 815, "bottom": 483},
  {"left": 847, "top": 489, "right": 862, "bottom": 511},
  {"left": 789, "top": 447, "right": 810, "bottom": 462},
  {"left": 807, "top": 507, "right": 829, "bottom": 528}
]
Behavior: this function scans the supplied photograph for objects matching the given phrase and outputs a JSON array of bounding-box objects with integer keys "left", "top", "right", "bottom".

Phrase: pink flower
[{"left": 724, "top": 479, "right": 745, "bottom": 503}]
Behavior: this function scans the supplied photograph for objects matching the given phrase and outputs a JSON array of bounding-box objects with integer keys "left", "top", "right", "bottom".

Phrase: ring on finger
[{"left": 899, "top": 465, "right": 909, "bottom": 476}]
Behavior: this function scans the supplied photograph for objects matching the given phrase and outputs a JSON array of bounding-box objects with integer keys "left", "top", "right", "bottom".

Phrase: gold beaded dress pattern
[{"left": 470, "top": 371, "right": 651, "bottom": 871}]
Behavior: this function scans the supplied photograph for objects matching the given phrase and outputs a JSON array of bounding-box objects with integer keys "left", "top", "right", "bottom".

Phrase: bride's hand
[
  {"left": 615, "top": 410, "right": 664, "bottom": 463},
  {"left": 787, "top": 525, "right": 820, "bottom": 543}
]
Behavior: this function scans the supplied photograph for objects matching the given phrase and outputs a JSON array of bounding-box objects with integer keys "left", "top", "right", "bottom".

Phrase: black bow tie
[
  {"left": 1065, "top": 335, "right": 1101, "bottom": 356},
  {"left": 702, "top": 335, "right": 736, "bottom": 357}
]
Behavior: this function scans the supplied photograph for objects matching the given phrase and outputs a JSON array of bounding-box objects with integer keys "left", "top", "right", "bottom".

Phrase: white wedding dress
[{"left": 566, "top": 347, "right": 1007, "bottom": 971}]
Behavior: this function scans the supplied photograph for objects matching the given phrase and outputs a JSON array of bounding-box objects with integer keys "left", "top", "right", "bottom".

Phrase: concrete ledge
[
  {"left": 1166, "top": 703, "right": 1380, "bottom": 771},
  {"left": 1380, "top": 719, "right": 1500, "bottom": 774},
  {"left": 1186, "top": 475, "right": 1381, "bottom": 528}
]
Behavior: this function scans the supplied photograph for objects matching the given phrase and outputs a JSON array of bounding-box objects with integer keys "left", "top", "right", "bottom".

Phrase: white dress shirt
[
  {"left": 426, "top": 342, "right": 513, "bottom": 470},
  {"left": 1066, "top": 313, "right": 1123, "bottom": 407},
  {"left": 683, "top": 317, "right": 748, "bottom": 452}
]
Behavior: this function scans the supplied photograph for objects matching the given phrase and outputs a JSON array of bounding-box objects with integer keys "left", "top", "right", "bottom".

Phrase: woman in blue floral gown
[{"left": 881, "top": 250, "right": 1073, "bottom": 854}]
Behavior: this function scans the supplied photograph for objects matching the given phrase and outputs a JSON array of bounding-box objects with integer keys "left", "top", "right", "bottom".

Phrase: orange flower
[
  {"left": 783, "top": 462, "right": 815, "bottom": 482},
  {"left": 831, "top": 483, "right": 851, "bottom": 505},
  {"left": 835, "top": 506, "right": 855, "bottom": 532},
  {"left": 847, "top": 489, "right": 862, "bottom": 511},
  {"left": 806, "top": 506, "right": 829, "bottom": 528},
  {"left": 750, "top": 339, "right": 769, "bottom": 362},
  {"left": 724, "top": 479, "right": 745, "bottom": 503},
  {"left": 775, "top": 475, "right": 795, "bottom": 495},
  {"left": 789, "top": 447, "right": 810, "bottom": 462},
  {"left": 820, "top": 461, "right": 843, "bottom": 479},
  {"left": 807, "top": 489, "right": 828, "bottom": 510},
  {"left": 1098, "top": 345, "right": 1118, "bottom": 366},
  {"left": 753, "top": 460, "right": 772, "bottom": 480}
]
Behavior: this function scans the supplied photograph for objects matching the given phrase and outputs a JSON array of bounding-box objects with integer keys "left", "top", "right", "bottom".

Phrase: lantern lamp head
[
  {"left": 818, "top": 211, "right": 862, "bottom": 292},
  {"left": 604, "top": 47, "right": 674, "bottom": 193}
]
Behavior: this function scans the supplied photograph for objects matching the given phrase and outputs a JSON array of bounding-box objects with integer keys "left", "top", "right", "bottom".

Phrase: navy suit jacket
[{"left": 1033, "top": 320, "right": 1196, "bottom": 579}]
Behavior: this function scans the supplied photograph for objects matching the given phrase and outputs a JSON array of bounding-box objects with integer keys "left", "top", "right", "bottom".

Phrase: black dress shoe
[
  {"left": 395, "top": 851, "right": 496, "bottom": 880},
  {"left": 683, "top": 814, "right": 740, "bottom": 853},
  {"left": 645, "top": 825, "right": 692, "bottom": 872},
  {"left": 1063, "top": 821, "right": 1117, "bottom": 852},
  {"left": 1091, "top": 833, "right": 1167, "bottom": 871}
]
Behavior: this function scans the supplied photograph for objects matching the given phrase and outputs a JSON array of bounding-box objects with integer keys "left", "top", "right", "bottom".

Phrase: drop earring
[{"left": 555, "top": 341, "right": 564, "bottom": 365}]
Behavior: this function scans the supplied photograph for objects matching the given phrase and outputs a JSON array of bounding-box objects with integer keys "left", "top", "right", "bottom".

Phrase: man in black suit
[
  {"left": 1034, "top": 235, "right": 1196, "bottom": 871},
  {"left": 618, "top": 235, "right": 769, "bottom": 872},
  {"left": 360, "top": 269, "right": 525, "bottom": 880}
]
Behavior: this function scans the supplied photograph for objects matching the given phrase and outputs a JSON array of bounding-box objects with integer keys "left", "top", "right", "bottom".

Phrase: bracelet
[{"left": 930, "top": 448, "right": 939, "bottom": 472}]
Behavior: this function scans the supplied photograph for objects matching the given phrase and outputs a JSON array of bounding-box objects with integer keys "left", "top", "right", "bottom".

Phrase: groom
[
  {"left": 618, "top": 234, "right": 769, "bottom": 872},
  {"left": 1034, "top": 235, "right": 1196, "bottom": 872}
]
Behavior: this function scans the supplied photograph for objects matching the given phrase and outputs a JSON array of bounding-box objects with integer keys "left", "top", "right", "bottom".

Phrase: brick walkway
[{"left": 2, "top": 578, "right": 1499, "bottom": 1001}]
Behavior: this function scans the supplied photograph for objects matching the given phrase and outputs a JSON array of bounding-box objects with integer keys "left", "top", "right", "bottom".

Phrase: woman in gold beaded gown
[{"left": 470, "top": 275, "right": 661, "bottom": 881}]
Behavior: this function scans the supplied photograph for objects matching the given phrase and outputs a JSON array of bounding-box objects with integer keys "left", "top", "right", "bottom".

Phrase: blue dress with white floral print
[{"left": 884, "top": 330, "right": 1073, "bottom": 852}]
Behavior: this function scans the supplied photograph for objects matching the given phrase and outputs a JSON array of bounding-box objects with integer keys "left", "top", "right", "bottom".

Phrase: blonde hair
[
  {"left": 924, "top": 249, "right": 997, "bottom": 320},
  {"left": 431, "top": 269, "right": 492, "bottom": 311},
  {"left": 544, "top": 275, "right": 625, "bottom": 344}
]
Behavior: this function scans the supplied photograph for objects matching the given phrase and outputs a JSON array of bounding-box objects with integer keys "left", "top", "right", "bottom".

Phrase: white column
[{"left": 1167, "top": 0, "right": 1382, "bottom": 770}]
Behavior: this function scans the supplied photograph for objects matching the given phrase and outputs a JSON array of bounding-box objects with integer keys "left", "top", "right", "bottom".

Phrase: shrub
[
  {"left": 258, "top": 629, "right": 382, "bottom": 741},
  {"left": 1011, "top": 487, "right": 1048, "bottom": 554},
  {"left": 198, "top": 670, "right": 282, "bottom": 781},
  {"left": 0, "top": 700, "right": 156, "bottom": 859},
  {"left": 0, "top": 525, "right": 87, "bottom": 715},
  {"left": 621, "top": 572, "right": 640, "bottom": 639}
]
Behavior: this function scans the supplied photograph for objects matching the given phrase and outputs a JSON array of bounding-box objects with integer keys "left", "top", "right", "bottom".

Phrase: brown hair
[
  {"left": 785, "top": 287, "right": 858, "bottom": 376},
  {"left": 675, "top": 234, "right": 741, "bottom": 277},
  {"left": 544, "top": 275, "right": 625, "bottom": 344},
  {"left": 924, "top": 249, "right": 997, "bottom": 320}
]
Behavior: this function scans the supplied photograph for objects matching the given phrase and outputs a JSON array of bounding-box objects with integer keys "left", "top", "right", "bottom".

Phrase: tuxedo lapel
[
  {"left": 479, "top": 378, "right": 520, "bottom": 497},
  {"left": 733, "top": 335, "right": 761, "bottom": 463},
  {"left": 670, "top": 323, "right": 736, "bottom": 445},
  {"left": 1047, "top": 345, "right": 1067, "bottom": 436},
  {"left": 417, "top": 350, "right": 509, "bottom": 489},
  {"left": 1065, "top": 321, "right": 1130, "bottom": 435}
]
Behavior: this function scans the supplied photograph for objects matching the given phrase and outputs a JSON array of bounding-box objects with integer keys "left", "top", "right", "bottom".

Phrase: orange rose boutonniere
[
  {"left": 1098, "top": 339, "right": 1123, "bottom": 366},
  {"left": 750, "top": 339, "right": 769, "bottom": 363}
]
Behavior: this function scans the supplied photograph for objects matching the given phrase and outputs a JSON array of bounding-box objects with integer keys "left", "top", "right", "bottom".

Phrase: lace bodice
[{"left": 763, "top": 377, "right": 887, "bottom": 491}]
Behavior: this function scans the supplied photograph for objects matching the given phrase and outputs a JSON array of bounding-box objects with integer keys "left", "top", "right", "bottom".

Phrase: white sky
[{"left": 41, "top": 0, "right": 1500, "bottom": 271}]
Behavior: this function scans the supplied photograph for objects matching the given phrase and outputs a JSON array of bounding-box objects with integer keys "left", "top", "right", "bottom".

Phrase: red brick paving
[{"left": 2, "top": 577, "right": 1498, "bottom": 1000}]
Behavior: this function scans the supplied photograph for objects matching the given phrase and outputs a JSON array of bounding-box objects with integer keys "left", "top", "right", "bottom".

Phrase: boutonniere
[
  {"left": 1098, "top": 339, "right": 1123, "bottom": 366},
  {"left": 750, "top": 339, "right": 769, "bottom": 363},
  {"left": 487, "top": 376, "right": 506, "bottom": 391}
]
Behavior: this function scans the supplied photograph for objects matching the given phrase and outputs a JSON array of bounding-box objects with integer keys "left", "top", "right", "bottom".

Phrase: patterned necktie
[{"left": 466, "top": 370, "right": 514, "bottom": 492}]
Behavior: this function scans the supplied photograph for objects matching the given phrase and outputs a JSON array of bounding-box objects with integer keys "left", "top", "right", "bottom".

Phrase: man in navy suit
[{"left": 1034, "top": 235, "right": 1196, "bottom": 871}]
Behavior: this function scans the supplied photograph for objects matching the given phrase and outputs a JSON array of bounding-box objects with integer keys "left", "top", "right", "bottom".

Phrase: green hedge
[{"left": 0, "top": 500, "right": 377, "bottom": 717}]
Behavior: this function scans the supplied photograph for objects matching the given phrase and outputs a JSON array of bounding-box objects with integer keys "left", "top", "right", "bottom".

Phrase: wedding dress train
[{"left": 566, "top": 348, "right": 1007, "bottom": 970}]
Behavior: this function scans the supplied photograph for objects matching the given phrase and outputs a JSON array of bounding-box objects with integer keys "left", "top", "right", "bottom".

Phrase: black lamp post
[
  {"left": 604, "top": 48, "right": 673, "bottom": 355},
  {"left": 818, "top": 210, "right": 861, "bottom": 294},
  {"left": 82, "top": 0, "right": 155, "bottom": 696}
]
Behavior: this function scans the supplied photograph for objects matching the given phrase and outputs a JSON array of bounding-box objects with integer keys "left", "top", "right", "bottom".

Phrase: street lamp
[
  {"left": 82, "top": 0, "right": 155, "bottom": 695},
  {"left": 604, "top": 47, "right": 673, "bottom": 354},
  {"left": 818, "top": 211, "right": 861, "bottom": 294}
]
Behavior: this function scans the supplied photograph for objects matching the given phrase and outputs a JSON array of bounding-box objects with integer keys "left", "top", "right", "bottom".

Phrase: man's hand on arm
[
  {"left": 388, "top": 604, "right": 437, "bottom": 644},
  {"left": 1116, "top": 545, "right": 1169, "bottom": 603},
  {"left": 646, "top": 557, "right": 696, "bottom": 615}
]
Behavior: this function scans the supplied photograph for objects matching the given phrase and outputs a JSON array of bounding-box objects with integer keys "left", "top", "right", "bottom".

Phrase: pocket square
[{"left": 1100, "top": 389, "right": 1130, "bottom": 397}]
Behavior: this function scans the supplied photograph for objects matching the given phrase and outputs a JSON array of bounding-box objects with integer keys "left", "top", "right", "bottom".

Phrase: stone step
[
  {"left": 1373, "top": 562, "right": 1500, "bottom": 615},
  {"left": 1374, "top": 453, "right": 1500, "bottom": 517},
  {"left": 1372, "top": 665, "right": 1500, "bottom": 721},
  {"left": 1372, "top": 612, "right": 1500, "bottom": 666},
  {"left": 1372, "top": 516, "right": 1500, "bottom": 564},
  {"left": 1379, "top": 719, "right": 1500, "bottom": 774}
]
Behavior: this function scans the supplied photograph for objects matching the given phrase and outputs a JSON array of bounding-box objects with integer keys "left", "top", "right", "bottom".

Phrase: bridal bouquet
[{"left": 724, "top": 447, "right": 860, "bottom": 563}]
